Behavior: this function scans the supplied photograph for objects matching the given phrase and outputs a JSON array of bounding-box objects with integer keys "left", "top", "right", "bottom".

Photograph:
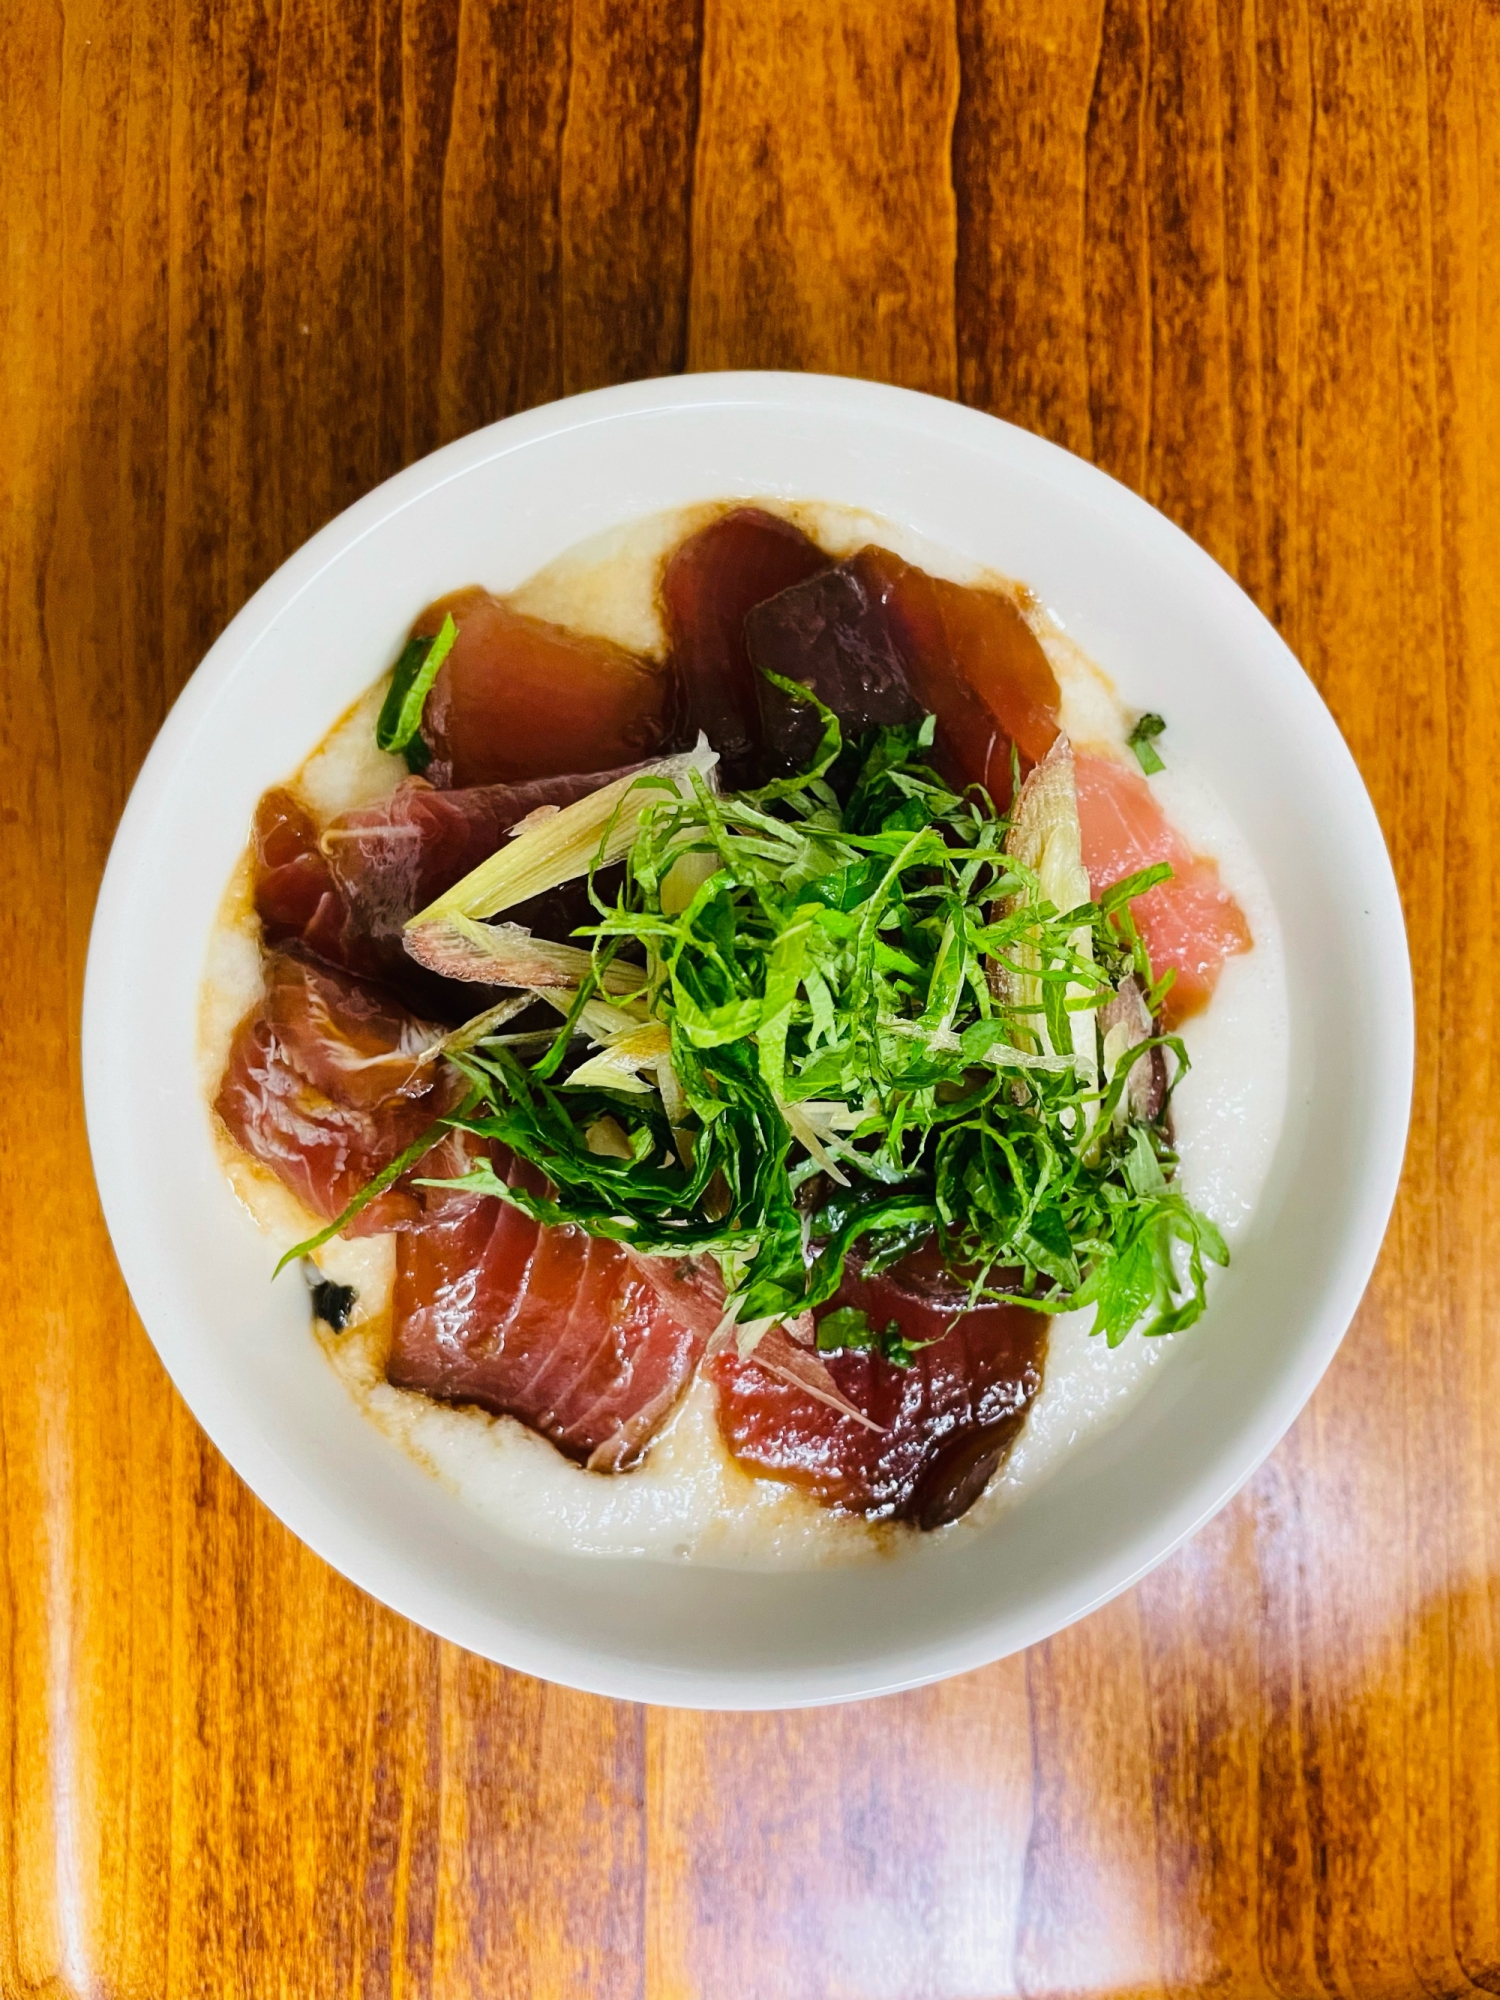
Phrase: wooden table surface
[{"left": 3, "top": 1, "right": 1497, "bottom": 1993}]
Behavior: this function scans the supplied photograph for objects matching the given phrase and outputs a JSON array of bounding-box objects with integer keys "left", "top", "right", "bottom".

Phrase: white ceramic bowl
[{"left": 84, "top": 373, "right": 1411, "bottom": 1708}]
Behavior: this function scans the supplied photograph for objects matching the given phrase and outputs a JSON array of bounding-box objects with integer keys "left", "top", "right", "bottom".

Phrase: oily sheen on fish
[
  {"left": 712, "top": 1251, "right": 1047, "bottom": 1529},
  {"left": 746, "top": 547, "right": 1061, "bottom": 807},
  {"left": 745, "top": 561, "right": 922, "bottom": 772},
  {"left": 662, "top": 506, "right": 830, "bottom": 788},
  {"left": 413, "top": 588, "right": 677, "bottom": 790},
  {"left": 214, "top": 949, "right": 460, "bottom": 1234},
  {"left": 321, "top": 765, "right": 646, "bottom": 965},
  {"left": 387, "top": 1154, "right": 719, "bottom": 1470},
  {"left": 251, "top": 768, "right": 645, "bottom": 1021}
]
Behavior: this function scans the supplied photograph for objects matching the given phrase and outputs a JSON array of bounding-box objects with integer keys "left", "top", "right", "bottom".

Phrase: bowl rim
[{"left": 83, "top": 370, "right": 1414, "bottom": 1708}]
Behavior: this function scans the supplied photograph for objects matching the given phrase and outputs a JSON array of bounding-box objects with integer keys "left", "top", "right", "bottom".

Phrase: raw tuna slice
[
  {"left": 249, "top": 786, "right": 470, "bottom": 1020},
  {"left": 712, "top": 1250, "right": 1047, "bottom": 1528},
  {"left": 743, "top": 547, "right": 1062, "bottom": 804},
  {"left": 387, "top": 1154, "right": 717, "bottom": 1469},
  {"left": 662, "top": 507, "right": 830, "bottom": 787},
  {"left": 322, "top": 763, "right": 646, "bottom": 955},
  {"left": 854, "top": 547, "right": 1061, "bottom": 805},
  {"left": 745, "top": 563, "right": 922, "bottom": 771},
  {"left": 215, "top": 949, "right": 461, "bottom": 1235},
  {"left": 1073, "top": 751, "right": 1252, "bottom": 1025},
  {"left": 251, "top": 768, "right": 643, "bottom": 1020},
  {"left": 252, "top": 787, "right": 341, "bottom": 940},
  {"left": 414, "top": 588, "right": 677, "bottom": 789}
]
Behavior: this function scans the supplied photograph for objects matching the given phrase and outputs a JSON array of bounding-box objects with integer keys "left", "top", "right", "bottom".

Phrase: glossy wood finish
[{"left": 2, "top": 0, "right": 1496, "bottom": 1991}]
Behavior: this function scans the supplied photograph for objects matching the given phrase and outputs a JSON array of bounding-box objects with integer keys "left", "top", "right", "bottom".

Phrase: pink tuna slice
[{"left": 1073, "top": 751, "right": 1252, "bottom": 1026}]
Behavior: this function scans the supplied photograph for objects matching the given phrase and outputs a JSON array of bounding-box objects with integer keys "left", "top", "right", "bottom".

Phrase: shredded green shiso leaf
[
  {"left": 816, "top": 1304, "right": 933, "bottom": 1368},
  {"left": 1126, "top": 710, "right": 1168, "bottom": 776},
  {"left": 374, "top": 688, "right": 1230, "bottom": 1348},
  {"left": 375, "top": 612, "right": 459, "bottom": 772}
]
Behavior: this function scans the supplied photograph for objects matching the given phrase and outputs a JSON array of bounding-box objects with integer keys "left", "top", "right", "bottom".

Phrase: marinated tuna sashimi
[
  {"left": 858, "top": 547, "right": 1061, "bottom": 802},
  {"left": 414, "top": 587, "right": 677, "bottom": 789},
  {"left": 387, "top": 1153, "right": 716, "bottom": 1469},
  {"left": 251, "top": 769, "right": 648, "bottom": 1021},
  {"left": 744, "top": 546, "right": 1061, "bottom": 806},
  {"left": 745, "top": 562, "right": 922, "bottom": 772},
  {"left": 249, "top": 784, "right": 475, "bottom": 1020},
  {"left": 663, "top": 507, "right": 829, "bottom": 787},
  {"left": 322, "top": 764, "right": 645, "bottom": 966},
  {"left": 712, "top": 1254, "right": 1047, "bottom": 1529},
  {"left": 322, "top": 767, "right": 641, "bottom": 939},
  {"left": 214, "top": 951, "right": 458, "bottom": 1234},
  {"left": 252, "top": 788, "right": 341, "bottom": 942},
  {"left": 1074, "top": 750, "right": 1252, "bottom": 1024}
]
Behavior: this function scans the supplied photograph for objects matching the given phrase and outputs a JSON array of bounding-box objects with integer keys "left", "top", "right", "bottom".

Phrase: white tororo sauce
[{"left": 202, "top": 503, "right": 1289, "bottom": 1569}]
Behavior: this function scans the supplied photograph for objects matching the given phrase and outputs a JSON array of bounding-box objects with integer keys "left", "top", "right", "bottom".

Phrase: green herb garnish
[
  {"left": 1126, "top": 711, "right": 1167, "bottom": 775},
  {"left": 389, "top": 702, "right": 1227, "bottom": 1345},
  {"left": 273, "top": 1093, "right": 477, "bottom": 1276},
  {"left": 816, "top": 1305, "right": 931, "bottom": 1368},
  {"left": 375, "top": 613, "right": 459, "bottom": 771}
]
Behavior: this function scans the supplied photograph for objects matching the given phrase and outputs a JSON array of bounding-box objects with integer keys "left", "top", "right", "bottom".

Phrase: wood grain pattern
[
  {"left": 689, "top": 0, "right": 959, "bottom": 391},
  {"left": 2, "top": 0, "right": 1497, "bottom": 1992}
]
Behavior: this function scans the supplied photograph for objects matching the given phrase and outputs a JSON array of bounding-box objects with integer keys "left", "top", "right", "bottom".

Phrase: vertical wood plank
[
  {"left": 688, "top": 0, "right": 961, "bottom": 392},
  {"left": 1014, "top": 1602, "right": 1169, "bottom": 1996},
  {"left": 430, "top": 1662, "right": 644, "bottom": 2000},
  {"left": 1080, "top": 0, "right": 1153, "bottom": 497},
  {"left": 1255, "top": 0, "right": 1449, "bottom": 1971},
  {"left": 1427, "top": 3, "right": 1500, "bottom": 1988},
  {"left": 438, "top": 0, "right": 572, "bottom": 437},
  {"left": 559, "top": 0, "right": 701, "bottom": 392},
  {"left": 952, "top": 0, "right": 1102, "bottom": 456},
  {"left": 1133, "top": 1508, "right": 1273, "bottom": 1997},
  {"left": 1132, "top": 0, "right": 1241, "bottom": 569}
]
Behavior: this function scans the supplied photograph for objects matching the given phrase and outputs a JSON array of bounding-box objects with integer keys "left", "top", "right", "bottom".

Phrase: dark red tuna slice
[
  {"left": 662, "top": 507, "right": 830, "bottom": 787},
  {"left": 251, "top": 768, "right": 645, "bottom": 1020},
  {"left": 387, "top": 1154, "right": 718, "bottom": 1469},
  {"left": 321, "top": 765, "right": 646, "bottom": 959},
  {"left": 249, "top": 786, "right": 458, "bottom": 1018},
  {"left": 214, "top": 950, "right": 460, "bottom": 1235},
  {"left": 712, "top": 1253, "right": 1047, "bottom": 1528},
  {"left": 852, "top": 547, "right": 1061, "bottom": 805},
  {"left": 252, "top": 788, "right": 340, "bottom": 940},
  {"left": 415, "top": 587, "right": 677, "bottom": 790},
  {"left": 745, "top": 563, "right": 922, "bottom": 771}
]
